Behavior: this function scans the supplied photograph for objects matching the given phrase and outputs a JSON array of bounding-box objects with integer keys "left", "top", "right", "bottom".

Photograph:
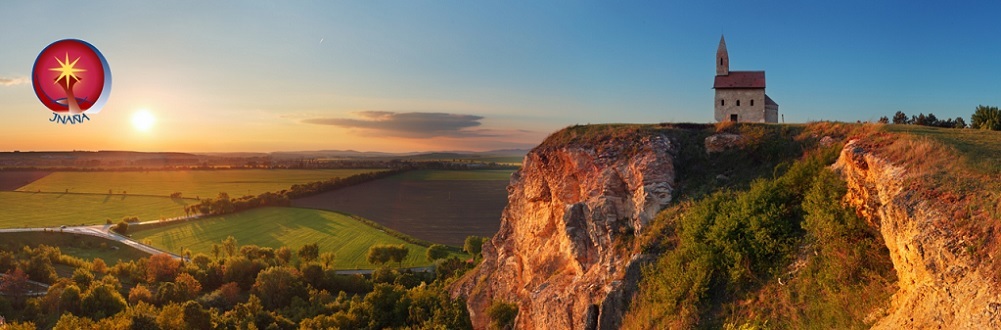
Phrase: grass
[
  {"left": 130, "top": 207, "right": 466, "bottom": 269},
  {"left": 16, "top": 169, "right": 385, "bottom": 198},
  {"left": 883, "top": 124, "right": 1001, "bottom": 174},
  {"left": 0, "top": 231, "right": 148, "bottom": 264},
  {"left": 0, "top": 191, "right": 188, "bottom": 227},
  {"left": 388, "top": 169, "right": 515, "bottom": 181}
]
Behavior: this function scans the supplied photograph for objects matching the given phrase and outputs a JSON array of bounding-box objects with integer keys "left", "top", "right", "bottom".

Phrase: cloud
[
  {"left": 0, "top": 76, "right": 28, "bottom": 86},
  {"left": 303, "top": 111, "right": 489, "bottom": 138}
]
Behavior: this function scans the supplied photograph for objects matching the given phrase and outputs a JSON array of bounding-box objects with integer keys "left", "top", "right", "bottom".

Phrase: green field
[
  {"left": 0, "top": 231, "right": 148, "bottom": 264},
  {"left": 885, "top": 125, "right": 1001, "bottom": 174},
  {"left": 0, "top": 191, "right": 187, "bottom": 227},
  {"left": 389, "top": 169, "right": 515, "bottom": 181},
  {"left": 131, "top": 207, "right": 462, "bottom": 269},
  {"left": 17, "top": 169, "right": 384, "bottom": 198}
]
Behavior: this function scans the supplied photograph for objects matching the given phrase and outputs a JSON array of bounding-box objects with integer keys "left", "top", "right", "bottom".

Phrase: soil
[
  {"left": 291, "top": 179, "right": 508, "bottom": 246},
  {"left": 0, "top": 171, "right": 51, "bottom": 191}
]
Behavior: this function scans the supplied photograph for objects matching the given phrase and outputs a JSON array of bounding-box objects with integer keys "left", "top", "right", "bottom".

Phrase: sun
[{"left": 132, "top": 109, "right": 156, "bottom": 132}]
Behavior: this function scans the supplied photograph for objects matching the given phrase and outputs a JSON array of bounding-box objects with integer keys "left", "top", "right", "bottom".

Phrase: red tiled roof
[
  {"left": 713, "top": 71, "right": 765, "bottom": 89},
  {"left": 765, "top": 94, "right": 778, "bottom": 106}
]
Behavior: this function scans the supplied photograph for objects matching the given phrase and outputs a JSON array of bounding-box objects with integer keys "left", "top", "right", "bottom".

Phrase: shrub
[{"left": 487, "top": 301, "right": 518, "bottom": 330}]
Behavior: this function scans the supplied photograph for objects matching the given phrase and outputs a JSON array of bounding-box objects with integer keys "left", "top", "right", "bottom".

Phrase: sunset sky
[{"left": 1, "top": 1, "right": 1000, "bottom": 152}]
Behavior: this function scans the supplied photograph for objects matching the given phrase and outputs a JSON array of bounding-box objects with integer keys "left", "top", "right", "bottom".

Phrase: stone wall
[{"left": 714, "top": 88, "right": 767, "bottom": 122}]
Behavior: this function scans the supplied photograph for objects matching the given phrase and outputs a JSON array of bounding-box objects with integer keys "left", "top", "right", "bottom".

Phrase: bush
[
  {"left": 112, "top": 222, "right": 128, "bottom": 235},
  {"left": 487, "top": 301, "right": 518, "bottom": 330},
  {"left": 972, "top": 105, "right": 1001, "bottom": 130}
]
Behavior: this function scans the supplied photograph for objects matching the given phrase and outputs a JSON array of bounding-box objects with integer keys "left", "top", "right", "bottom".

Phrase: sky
[{"left": 1, "top": 1, "right": 999, "bottom": 153}]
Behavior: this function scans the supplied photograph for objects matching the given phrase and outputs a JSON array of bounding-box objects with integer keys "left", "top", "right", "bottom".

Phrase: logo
[{"left": 31, "top": 39, "right": 112, "bottom": 124}]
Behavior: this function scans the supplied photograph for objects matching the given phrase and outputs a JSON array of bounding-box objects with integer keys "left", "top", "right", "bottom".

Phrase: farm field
[
  {"left": 17, "top": 168, "right": 385, "bottom": 198},
  {"left": 0, "top": 231, "right": 149, "bottom": 264},
  {"left": 0, "top": 171, "right": 51, "bottom": 190},
  {"left": 0, "top": 191, "right": 188, "bottom": 228},
  {"left": 292, "top": 169, "right": 514, "bottom": 246},
  {"left": 130, "top": 207, "right": 458, "bottom": 269}
]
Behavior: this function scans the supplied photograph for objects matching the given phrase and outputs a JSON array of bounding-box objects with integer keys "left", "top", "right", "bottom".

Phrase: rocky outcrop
[
  {"left": 834, "top": 139, "right": 1001, "bottom": 329},
  {"left": 451, "top": 133, "right": 676, "bottom": 330}
]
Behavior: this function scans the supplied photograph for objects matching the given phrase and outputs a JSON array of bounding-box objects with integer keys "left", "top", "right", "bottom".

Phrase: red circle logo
[{"left": 32, "top": 39, "right": 112, "bottom": 114}]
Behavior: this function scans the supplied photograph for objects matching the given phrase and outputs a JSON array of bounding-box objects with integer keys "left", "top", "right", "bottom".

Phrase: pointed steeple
[{"left": 716, "top": 35, "right": 729, "bottom": 76}]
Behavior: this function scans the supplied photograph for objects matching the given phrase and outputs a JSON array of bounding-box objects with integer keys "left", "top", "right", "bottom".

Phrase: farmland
[
  {"left": 0, "top": 191, "right": 188, "bottom": 228},
  {"left": 130, "top": 207, "right": 457, "bottom": 269},
  {"left": 0, "top": 231, "right": 148, "bottom": 264},
  {"left": 293, "top": 169, "right": 514, "bottom": 246},
  {"left": 16, "top": 168, "right": 384, "bottom": 198}
]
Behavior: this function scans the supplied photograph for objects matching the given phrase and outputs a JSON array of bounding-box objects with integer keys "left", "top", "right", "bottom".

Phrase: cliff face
[
  {"left": 835, "top": 139, "right": 1001, "bottom": 328},
  {"left": 451, "top": 133, "right": 676, "bottom": 330}
]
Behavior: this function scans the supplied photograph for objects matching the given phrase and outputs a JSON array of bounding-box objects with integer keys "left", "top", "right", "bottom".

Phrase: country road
[
  {"left": 0, "top": 221, "right": 188, "bottom": 260},
  {"left": 0, "top": 215, "right": 439, "bottom": 275}
]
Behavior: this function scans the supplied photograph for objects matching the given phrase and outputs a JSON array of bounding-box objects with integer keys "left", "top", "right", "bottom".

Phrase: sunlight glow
[{"left": 132, "top": 109, "right": 156, "bottom": 132}]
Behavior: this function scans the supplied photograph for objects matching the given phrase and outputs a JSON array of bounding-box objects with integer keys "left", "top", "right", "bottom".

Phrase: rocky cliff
[
  {"left": 835, "top": 139, "right": 1001, "bottom": 328},
  {"left": 451, "top": 131, "right": 676, "bottom": 330}
]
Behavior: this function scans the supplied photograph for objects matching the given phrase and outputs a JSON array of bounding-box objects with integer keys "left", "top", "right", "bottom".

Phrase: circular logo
[{"left": 31, "top": 39, "right": 112, "bottom": 114}]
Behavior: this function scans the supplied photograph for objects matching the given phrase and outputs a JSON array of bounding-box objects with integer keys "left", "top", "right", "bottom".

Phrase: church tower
[{"left": 716, "top": 35, "right": 729, "bottom": 76}]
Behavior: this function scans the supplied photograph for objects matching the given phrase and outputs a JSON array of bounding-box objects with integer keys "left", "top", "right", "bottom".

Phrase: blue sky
[{"left": 0, "top": 1, "right": 999, "bottom": 152}]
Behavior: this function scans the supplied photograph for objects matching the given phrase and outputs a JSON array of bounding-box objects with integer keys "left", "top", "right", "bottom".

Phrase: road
[
  {"left": 0, "top": 221, "right": 187, "bottom": 260},
  {"left": 0, "top": 214, "right": 439, "bottom": 274}
]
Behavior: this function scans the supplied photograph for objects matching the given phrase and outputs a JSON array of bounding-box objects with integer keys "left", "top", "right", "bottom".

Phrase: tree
[
  {"left": 251, "top": 266, "right": 307, "bottom": 310},
  {"left": 0, "top": 267, "right": 30, "bottom": 307},
  {"left": 367, "top": 245, "right": 392, "bottom": 266},
  {"left": 72, "top": 267, "right": 94, "bottom": 288},
  {"left": 128, "top": 284, "right": 153, "bottom": 305},
  {"left": 175, "top": 272, "right": 203, "bottom": 301},
  {"left": 954, "top": 117, "right": 967, "bottom": 128},
  {"left": 81, "top": 283, "right": 127, "bottom": 319},
  {"left": 59, "top": 284, "right": 82, "bottom": 315},
  {"left": 91, "top": 258, "right": 107, "bottom": 275},
  {"left": 112, "top": 221, "right": 128, "bottom": 235},
  {"left": 222, "top": 236, "right": 238, "bottom": 258},
  {"left": 464, "top": 236, "right": 487, "bottom": 259},
  {"left": 426, "top": 244, "right": 450, "bottom": 262},
  {"left": 877, "top": 116, "right": 889, "bottom": 124},
  {"left": 972, "top": 105, "right": 1001, "bottom": 130},
  {"left": 298, "top": 243, "right": 320, "bottom": 263},
  {"left": 388, "top": 245, "right": 409, "bottom": 268},
  {"left": 182, "top": 301, "right": 212, "bottom": 329},
  {"left": 147, "top": 253, "right": 181, "bottom": 283},
  {"left": 211, "top": 244, "right": 221, "bottom": 260},
  {"left": 892, "top": 111, "right": 908, "bottom": 124},
  {"left": 487, "top": 301, "right": 518, "bottom": 330},
  {"left": 276, "top": 246, "right": 292, "bottom": 265},
  {"left": 363, "top": 283, "right": 411, "bottom": 329},
  {"left": 319, "top": 252, "right": 336, "bottom": 269}
]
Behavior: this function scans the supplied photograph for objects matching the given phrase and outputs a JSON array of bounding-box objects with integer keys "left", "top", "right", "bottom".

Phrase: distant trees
[
  {"left": 464, "top": 236, "right": 488, "bottom": 259},
  {"left": 971, "top": 105, "right": 1001, "bottom": 130},
  {"left": 5, "top": 230, "right": 472, "bottom": 329},
  {"left": 887, "top": 110, "right": 967, "bottom": 128},
  {"left": 892, "top": 111, "right": 908, "bottom": 124},
  {"left": 425, "top": 244, "right": 449, "bottom": 262},
  {"left": 181, "top": 170, "right": 407, "bottom": 218},
  {"left": 368, "top": 244, "right": 409, "bottom": 268}
]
